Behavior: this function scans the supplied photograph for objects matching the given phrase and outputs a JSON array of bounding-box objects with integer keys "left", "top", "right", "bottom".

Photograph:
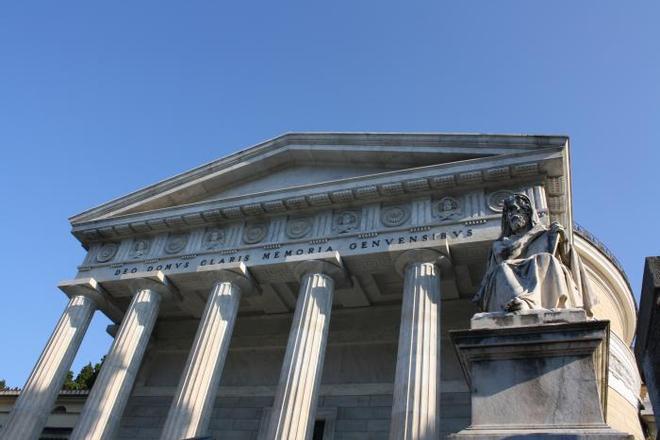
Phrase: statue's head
[{"left": 500, "top": 193, "right": 538, "bottom": 237}]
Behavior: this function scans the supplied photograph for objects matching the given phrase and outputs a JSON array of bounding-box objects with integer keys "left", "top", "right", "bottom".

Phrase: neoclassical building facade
[{"left": 0, "top": 133, "right": 643, "bottom": 439}]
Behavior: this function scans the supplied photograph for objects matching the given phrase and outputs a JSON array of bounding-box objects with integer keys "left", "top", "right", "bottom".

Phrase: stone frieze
[{"left": 79, "top": 186, "right": 548, "bottom": 280}]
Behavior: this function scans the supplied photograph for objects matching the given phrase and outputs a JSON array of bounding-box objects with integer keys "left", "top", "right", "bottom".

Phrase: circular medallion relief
[
  {"left": 130, "top": 238, "right": 151, "bottom": 259},
  {"left": 380, "top": 205, "right": 410, "bottom": 227},
  {"left": 165, "top": 233, "right": 189, "bottom": 254},
  {"left": 96, "top": 243, "right": 118, "bottom": 263},
  {"left": 286, "top": 217, "right": 313, "bottom": 239},
  {"left": 432, "top": 197, "right": 462, "bottom": 221},
  {"left": 487, "top": 190, "right": 516, "bottom": 212},
  {"left": 202, "top": 227, "right": 225, "bottom": 250},
  {"left": 243, "top": 223, "right": 268, "bottom": 244},
  {"left": 333, "top": 210, "right": 361, "bottom": 234}
]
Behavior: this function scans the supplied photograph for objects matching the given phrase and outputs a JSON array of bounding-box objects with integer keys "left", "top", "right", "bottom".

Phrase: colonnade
[{"left": 0, "top": 250, "right": 446, "bottom": 440}]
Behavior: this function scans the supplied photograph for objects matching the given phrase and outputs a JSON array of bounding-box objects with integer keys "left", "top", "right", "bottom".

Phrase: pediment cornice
[
  {"left": 72, "top": 145, "right": 569, "bottom": 246},
  {"left": 70, "top": 133, "right": 570, "bottom": 224}
]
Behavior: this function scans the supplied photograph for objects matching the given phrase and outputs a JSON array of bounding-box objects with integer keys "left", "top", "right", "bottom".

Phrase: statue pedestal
[{"left": 449, "top": 309, "right": 630, "bottom": 439}]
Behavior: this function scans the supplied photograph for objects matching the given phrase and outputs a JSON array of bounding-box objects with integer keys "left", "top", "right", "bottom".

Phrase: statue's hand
[
  {"left": 548, "top": 222, "right": 568, "bottom": 256},
  {"left": 550, "top": 222, "right": 566, "bottom": 237},
  {"left": 504, "top": 297, "right": 529, "bottom": 313}
]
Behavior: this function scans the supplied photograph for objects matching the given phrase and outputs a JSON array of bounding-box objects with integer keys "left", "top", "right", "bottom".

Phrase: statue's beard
[{"left": 509, "top": 215, "right": 528, "bottom": 233}]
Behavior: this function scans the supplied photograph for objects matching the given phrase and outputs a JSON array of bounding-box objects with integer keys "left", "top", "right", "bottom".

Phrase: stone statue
[{"left": 473, "top": 193, "right": 597, "bottom": 315}]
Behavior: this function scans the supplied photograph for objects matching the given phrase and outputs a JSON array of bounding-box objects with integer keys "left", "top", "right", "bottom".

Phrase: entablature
[
  {"left": 72, "top": 149, "right": 568, "bottom": 246},
  {"left": 67, "top": 132, "right": 573, "bottom": 320},
  {"left": 75, "top": 180, "right": 550, "bottom": 320}
]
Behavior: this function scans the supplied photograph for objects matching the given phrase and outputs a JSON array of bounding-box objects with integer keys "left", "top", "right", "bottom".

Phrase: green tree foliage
[
  {"left": 74, "top": 359, "right": 103, "bottom": 390},
  {"left": 0, "top": 379, "right": 7, "bottom": 390},
  {"left": 62, "top": 370, "right": 78, "bottom": 390},
  {"left": 62, "top": 357, "right": 104, "bottom": 391}
]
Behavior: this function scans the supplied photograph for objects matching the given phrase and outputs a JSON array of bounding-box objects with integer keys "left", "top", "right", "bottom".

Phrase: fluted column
[
  {"left": 265, "top": 256, "right": 344, "bottom": 440},
  {"left": 160, "top": 264, "right": 254, "bottom": 439},
  {"left": 389, "top": 250, "right": 444, "bottom": 440},
  {"left": 0, "top": 279, "right": 102, "bottom": 440},
  {"left": 71, "top": 275, "right": 166, "bottom": 440}
]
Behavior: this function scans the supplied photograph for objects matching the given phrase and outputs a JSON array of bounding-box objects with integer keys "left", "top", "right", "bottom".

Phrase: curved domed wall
[{"left": 574, "top": 225, "right": 642, "bottom": 439}]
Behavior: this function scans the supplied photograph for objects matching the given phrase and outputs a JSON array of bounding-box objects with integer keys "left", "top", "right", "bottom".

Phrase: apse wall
[{"left": 574, "top": 226, "right": 642, "bottom": 439}]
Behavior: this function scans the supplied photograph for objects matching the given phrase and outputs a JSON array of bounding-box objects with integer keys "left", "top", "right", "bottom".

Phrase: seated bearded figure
[{"left": 473, "top": 193, "right": 597, "bottom": 315}]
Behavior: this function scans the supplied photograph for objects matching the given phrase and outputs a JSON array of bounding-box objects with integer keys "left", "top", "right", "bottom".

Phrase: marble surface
[{"left": 450, "top": 318, "right": 629, "bottom": 439}]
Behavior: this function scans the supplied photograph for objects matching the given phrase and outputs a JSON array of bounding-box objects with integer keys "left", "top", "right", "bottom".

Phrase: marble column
[
  {"left": 389, "top": 249, "right": 445, "bottom": 440},
  {"left": 265, "top": 257, "right": 344, "bottom": 440},
  {"left": 160, "top": 264, "right": 254, "bottom": 440},
  {"left": 70, "top": 274, "right": 167, "bottom": 440},
  {"left": 0, "top": 279, "right": 102, "bottom": 440}
]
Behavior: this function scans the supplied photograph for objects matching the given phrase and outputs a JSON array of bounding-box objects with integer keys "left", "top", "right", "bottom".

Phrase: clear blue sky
[{"left": 1, "top": 1, "right": 658, "bottom": 387}]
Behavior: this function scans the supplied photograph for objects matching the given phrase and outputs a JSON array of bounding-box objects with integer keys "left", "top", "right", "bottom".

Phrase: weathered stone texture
[{"left": 451, "top": 314, "right": 629, "bottom": 439}]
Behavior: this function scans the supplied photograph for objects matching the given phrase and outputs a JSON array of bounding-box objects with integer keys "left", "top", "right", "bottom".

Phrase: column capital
[
  {"left": 59, "top": 278, "right": 124, "bottom": 323},
  {"left": 100, "top": 270, "right": 176, "bottom": 300},
  {"left": 393, "top": 248, "right": 451, "bottom": 277},
  {"left": 290, "top": 251, "right": 348, "bottom": 286},
  {"left": 196, "top": 262, "right": 256, "bottom": 296},
  {"left": 58, "top": 278, "right": 105, "bottom": 306}
]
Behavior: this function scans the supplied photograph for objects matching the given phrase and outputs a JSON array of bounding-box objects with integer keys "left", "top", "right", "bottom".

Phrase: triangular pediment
[
  {"left": 199, "top": 163, "right": 402, "bottom": 201},
  {"left": 70, "top": 132, "right": 570, "bottom": 229}
]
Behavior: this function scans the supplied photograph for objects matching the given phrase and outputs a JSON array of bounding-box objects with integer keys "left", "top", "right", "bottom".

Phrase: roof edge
[{"left": 69, "top": 132, "right": 569, "bottom": 225}]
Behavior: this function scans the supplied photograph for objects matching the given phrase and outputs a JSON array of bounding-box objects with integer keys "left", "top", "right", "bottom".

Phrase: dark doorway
[{"left": 312, "top": 419, "right": 325, "bottom": 440}]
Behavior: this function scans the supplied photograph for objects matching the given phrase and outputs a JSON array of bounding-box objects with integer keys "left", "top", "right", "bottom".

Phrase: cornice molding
[
  {"left": 72, "top": 153, "right": 565, "bottom": 246},
  {"left": 69, "top": 132, "right": 569, "bottom": 225}
]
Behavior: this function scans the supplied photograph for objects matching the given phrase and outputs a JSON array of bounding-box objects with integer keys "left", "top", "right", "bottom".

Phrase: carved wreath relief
[
  {"left": 243, "top": 222, "right": 269, "bottom": 244},
  {"left": 432, "top": 197, "right": 462, "bottom": 221},
  {"left": 380, "top": 204, "right": 410, "bottom": 227},
  {"left": 164, "top": 233, "right": 188, "bottom": 254},
  {"left": 286, "top": 217, "right": 313, "bottom": 239},
  {"left": 333, "top": 209, "right": 361, "bottom": 234},
  {"left": 95, "top": 242, "right": 119, "bottom": 263},
  {"left": 130, "top": 238, "right": 151, "bottom": 259},
  {"left": 202, "top": 227, "right": 225, "bottom": 250},
  {"left": 487, "top": 190, "right": 515, "bottom": 212}
]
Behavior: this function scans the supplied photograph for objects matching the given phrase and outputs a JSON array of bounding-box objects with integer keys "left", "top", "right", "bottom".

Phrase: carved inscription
[{"left": 112, "top": 227, "right": 476, "bottom": 276}]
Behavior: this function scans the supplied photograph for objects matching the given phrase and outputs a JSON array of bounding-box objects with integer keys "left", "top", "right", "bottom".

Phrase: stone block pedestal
[{"left": 449, "top": 310, "right": 630, "bottom": 439}]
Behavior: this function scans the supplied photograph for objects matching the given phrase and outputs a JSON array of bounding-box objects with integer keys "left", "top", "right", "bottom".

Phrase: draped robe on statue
[{"left": 473, "top": 222, "right": 597, "bottom": 315}]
